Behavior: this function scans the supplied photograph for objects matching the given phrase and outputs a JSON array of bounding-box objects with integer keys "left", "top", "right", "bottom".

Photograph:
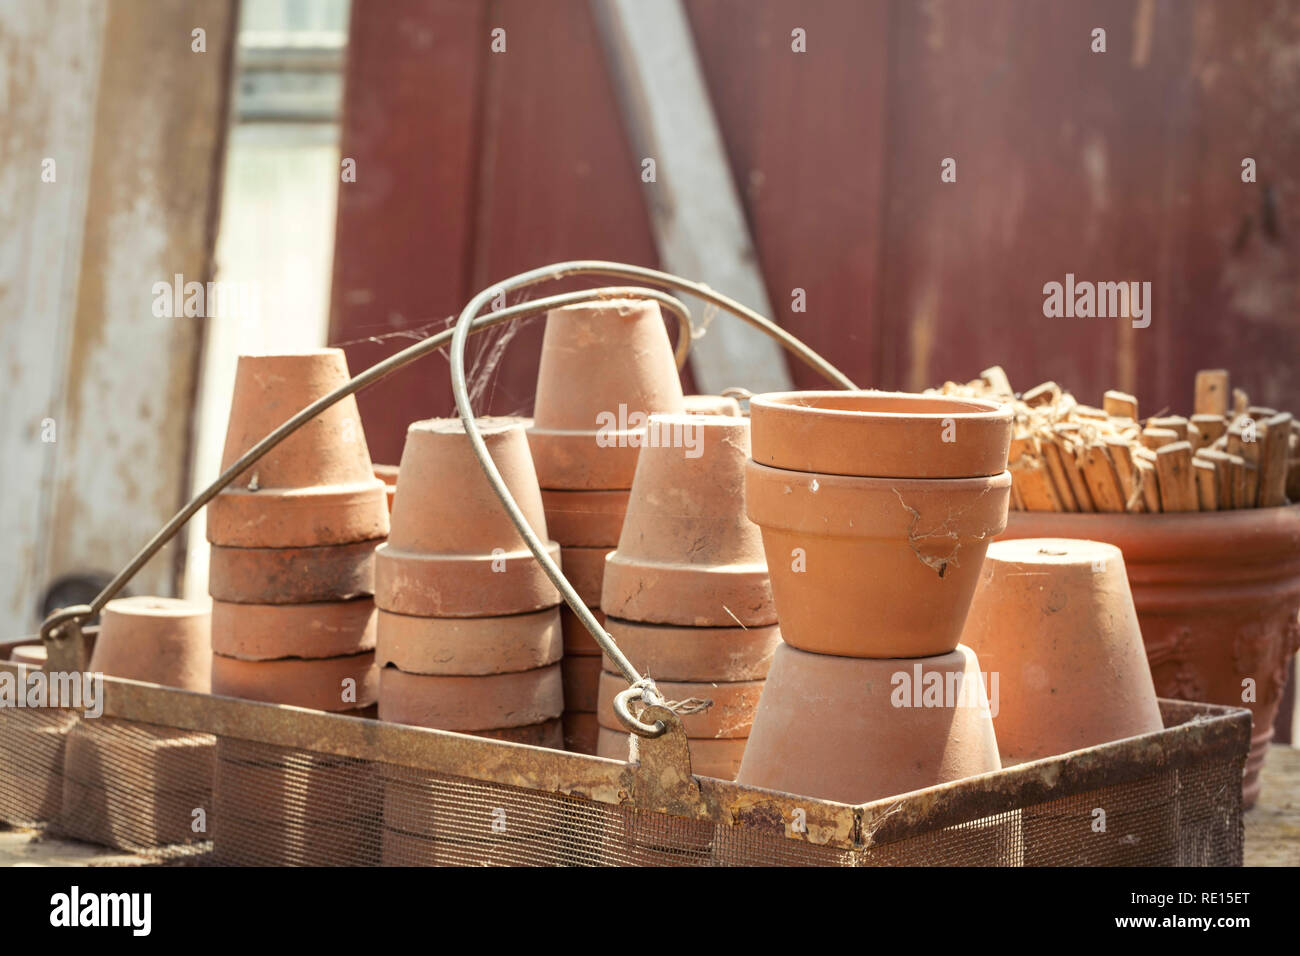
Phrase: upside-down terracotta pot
[
  {"left": 210, "top": 598, "right": 376, "bottom": 661},
  {"left": 375, "top": 608, "right": 561, "bottom": 675},
  {"left": 1001, "top": 506, "right": 1300, "bottom": 808},
  {"left": 377, "top": 664, "right": 563, "bottom": 732},
  {"left": 375, "top": 418, "right": 561, "bottom": 617},
  {"left": 595, "top": 670, "right": 762, "bottom": 739},
  {"left": 602, "top": 415, "right": 775, "bottom": 627},
  {"left": 7, "top": 643, "right": 47, "bottom": 667},
  {"left": 528, "top": 298, "right": 685, "bottom": 490},
  {"left": 960, "top": 538, "right": 1163, "bottom": 763},
  {"left": 746, "top": 461, "right": 1011, "bottom": 657},
  {"left": 209, "top": 538, "right": 377, "bottom": 604},
  {"left": 211, "top": 651, "right": 377, "bottom": 711},
  {"left": 736, "top": 643, "right": 1001, "bottom": 803},
  {"left": 603, "top": 617, "right": 780, "bottom": 682},
  {"left": 89, "top": 596, "right": 212, "bottom": 691},
  {"left": 749, "top": 391, "right": 1012, "bottom": 478},
  {"left": 207, "top": 350, "right": 389, "bottom": 548},
  {"left": 540, "top": 488, "right": 630, "bottom": 547},
  {"left": 561, "top": 605, "right": 605, "bottom": 656},
  {"left": 559, "top": 546, "right": 612, "bottom": 606}
]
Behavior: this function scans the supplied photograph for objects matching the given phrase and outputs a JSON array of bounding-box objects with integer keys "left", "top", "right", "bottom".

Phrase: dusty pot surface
[
  {"left": 207, "top": 350, "right": 389, "bottom": 547},
  {"left": 595, "top": 670, "right": 762, "bottom": 739},
  {"left": 211, "top": 651, "right": 377, "bottom": 711},
  {"left": 603, "top": 616, "right": 780, "bottom": 682},
  {"left": 375, "top": 417, "right": 561, "bottom": 616},
  {"left": 211, "top": 598, "right": 376, "bottom": 661},
  {"left": 90, "top": 596, "right": 212, "bottom": 691},
  {"left": 750, "top": 390, "right": 1012, "bottom": 478},
  {"left": 541, "top": 488, "right": 630, "bottom": 547},
  {"left": 528, "top": 298, "right": 685, "bottom": 490},
  {"left": 736, "top": 643, "right": 1001, "bottom": 804},
  {"left": 960, "top": 538, "right": 1163, "bottom": 763},
  {"left": 1002, "top": 506, "right": 1300, "bottom": 808},
  {"left": 376, "top": 607, "right": 561, "bottom": 675},
  {"left": 746, "top": 461, "right": 1010, "bottom": 657},
  {"left": 602, "top": 415, "right": 775, "bottom": 627},
  {"left": 596, "top": 728, "right": 747, "bottom": 781},
  {"left": 377, "top": 663, "right": 563, "bottom": 730},
  {"left": 208, "top": 538, "right": 378, "bottom": 604}
]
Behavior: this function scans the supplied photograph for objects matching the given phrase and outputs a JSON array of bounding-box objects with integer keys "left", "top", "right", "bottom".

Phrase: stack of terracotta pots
[
  {"left": 207, "top": 350, "right": 388, "bottom": 714},
  {"left": 737, "top": 392, "right": 1013, "bottom": 804},
  {"left": 59, "top": 597, "right": 215, "bottom": 850},
  {"left": 594, "top": 414, "right": 778, "bottom": 780},
  {"left": 526, "top": 299, "right": 685, "bottom": 754}
]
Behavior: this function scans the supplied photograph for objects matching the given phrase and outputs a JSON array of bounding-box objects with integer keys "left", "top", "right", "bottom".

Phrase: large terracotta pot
[
  {"left": 528, "top": 298, "right": 685, "bottom": 490},
  {"left": 749, "top": 391, "right": 1012, "bottom": 478},
  {"left": 746, "top": 461, "right": 1010, "bottom": 657},
  {"left": 960, "top": 538, "right": 1163, "bottom": 763},
  {"left": 1001, "top": 506, "right": 1300, "bottom": 807},
  {"left": 602, "top": 415, "right": 774, "bottom": 627},
  {"left": 90, "top": 596, "right": 212, "bottom": 691},
  {"left": 736, "top": 643, "right": 1001, "bottom": 803},
  {"left": 207, "top": 350, "right": 389, "bottom": 548}
]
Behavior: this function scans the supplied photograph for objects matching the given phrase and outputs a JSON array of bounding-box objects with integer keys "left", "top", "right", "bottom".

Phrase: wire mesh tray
[{"left": 0, "top": 659, "right": 1249, "bottom": 866}]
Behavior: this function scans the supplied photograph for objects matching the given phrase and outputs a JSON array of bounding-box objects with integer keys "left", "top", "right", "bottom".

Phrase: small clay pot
[
  {"left": 8, "top": 644, "right": 47, "bottom": 667},
  {"left": 602, "top": 415, "right": 774, "bottom": 627},
  {"left": 541, "top": 488, "right": 630, "bottom": 547},
  {"left": 561, "top": 654, "right": 602, "bottom": 711},
  {"left": 1001, "top": 506, "right": 1300, "bottom": 808},
  {"left": 737, "top": 643, "right": 1001, "bottom": 804},
  {"left": 596, "top": 728, "right": 747, "bottom": 781},
  {"left": 377, "top": 664, "right": 563, "bottom": 731},
  {"left": 375, "top": 607, "right": 561, "bottom": 675},
  {"left": 375, "top": 417, "right": 561, "bottom": 616},
  {"left": 207, "top": 350, "right": 390, "bottom": 547},
  {"left": 563, "top": 711, "right": 600, "bottom": 754},
  {"left": 959, "top": 538, "right": 1163, "bottom": 763},
  {"left": 559, "top": 546, "right": 613, "bottom": 605},
  {"left": 561, "top": 605, "right": 605, "bottom": 656},
  {"left": 746, "top": 460, "right": 1011, "bottom": 657},
  {"left": 374, "top": 464, "right": 399, "bottom": 513},
  {"left": 596, "top": 670, "right": 762, "bottom": 739},
  {"left": 210, "top": 598, "right": 376, "bottom": 661},
  {"left": 602, "top": 617, "right": 780, "bottom": 682},
  {"left": 683, "top": 394, "right": 742, "bottom": 417},
  {"left": 528, "top": 298, "right": 685, "bottom": 490},
  {"left": 211, "top": 651, "right": 377, "bottom": 711},
  {"left": 90, "top": 596, "right": 212, "bottom": 691},
  {"left": 749, "top": 390, "right": 1012, "bottom": 478},
  {"left": 208, "top": 538, "right": 378, "bottom": 604}
]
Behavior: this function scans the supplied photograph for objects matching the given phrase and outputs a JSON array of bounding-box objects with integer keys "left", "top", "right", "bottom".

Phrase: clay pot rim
[
  {"left": 104, "top": 596, "right": 209, "bottom": 617},
  {"left": 237, "top": 348, "right": 343, "bottom": 360},
  {"left": 551, "top": 296, "right": 658, "bottom": 315},
  {"left": 406, "top": 416, "right": 525, "bottom": 437},
  {"left": 750, "top": 390, "right": 1012, "bottom": 423}
]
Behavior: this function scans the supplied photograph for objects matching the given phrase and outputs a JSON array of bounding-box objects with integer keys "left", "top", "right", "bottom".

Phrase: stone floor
[{"left": 3, "top": 744, "right": 1297, "bottom": 866}]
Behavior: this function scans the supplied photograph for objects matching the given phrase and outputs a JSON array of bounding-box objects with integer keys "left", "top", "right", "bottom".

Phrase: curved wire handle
[
  {"left": 38, "top": 285, "right": 695, "bottom": 643},
  {"left": 447, "top": 260, "right": 857, "bottom": 736}
]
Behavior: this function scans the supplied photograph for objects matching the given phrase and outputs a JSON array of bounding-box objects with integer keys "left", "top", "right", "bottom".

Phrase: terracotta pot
[
  {"left": 210, "top": 598, "right": 376, "bottom": 661},
  {"left": 8, "top": 643, "right": 47, "bottom": 667},
  {"left": 1001, "top": 506, "right": 1300, "bottom": 807},
  {"left": 375, "top": 607, "right": 561, "bottom": 675},
  {"left": 90, "top": 596, "right": 212, "bottom": 691},
  {"left": 375, "top": 417, "right": 561, "bottom": 616},
  {"left": 377, "top": 663, "right": 562, "bottom": 731},
  {"left": 750, "top": 390, "right": 1012, "bottom": 478},
  {"left": 602, "top": 415, "right": 774, "bottom": 627},
  {"left": 596, "top": 728, "right": 747, "bottom": 781},
  {"left": 737, "top": 643, "right": 1001, "bottom": 804},
  {"left": 563, "top": 711, "right": 600, "bottom": 754},
  {"left": 683, "top": 394, "right": 742, "bottom": 416},
  {"left": 746, "top": 461, "right": 1011, "bottom": 657},
  {"left": 207, "top": 350, "right": 389, "bottom": 548},
  {"left": 474, "top": 718, "right": 565, "bottom": 748},
  {"left": 561, "top": 605, "right": 605, "bottom": 656},
  {"left": 541, "top": 488, "right": 630, "bottom": 547},
  {"left": 209, "top": 539, "right": 377, "bottom": 604},
  {"left": 595, "top": 670, "right": 762, "bottom": 739},
  {"left": 559, "top": 546, "right": 612, "bottom": 605},
  {"left": 959, "top": 538, "right": 1163, "bottom": 763},
  {"left": 561, "top": 653, "right": 602, "bottom": 712},
  {"left": 211, "top": 651, "right": 377, "bottom": 711},
  {"left": 374, "top": 463, "right": 399, "bottom": 513},
  {"left": 528, "top": 298, "right": 685, "bottom": 490},
  {"left": 602, "top": 617, "right": 780, "bottom": 682}
]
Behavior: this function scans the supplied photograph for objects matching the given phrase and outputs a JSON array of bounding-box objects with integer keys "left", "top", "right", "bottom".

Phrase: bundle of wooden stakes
[{"left": 929, "top": 367, "right": 1300, "bottom": 513}]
